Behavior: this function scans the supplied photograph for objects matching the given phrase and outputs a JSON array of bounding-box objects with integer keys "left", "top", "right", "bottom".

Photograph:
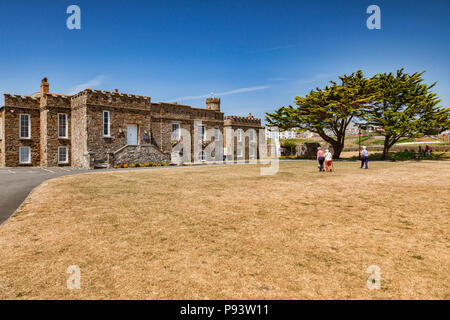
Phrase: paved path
[{"left": 0, "top": 167, "right": 89, "bottom": 225}]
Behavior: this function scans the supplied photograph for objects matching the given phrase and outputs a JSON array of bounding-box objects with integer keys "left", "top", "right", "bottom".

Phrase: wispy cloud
[
  {"left": 266, "top": 44, "right": 297, "bottom": 51},
  {"left": 293, "top": 73, "right": 333, "bottom": 85},
  {"left": 172, "top": 85, "right": 271, "bottom": 102},
  {"left": 267, "top": 78, "right": 289, "bottom": 81},
  {"left": 70, "top": 75, "right": 107, "bottom": 94}
]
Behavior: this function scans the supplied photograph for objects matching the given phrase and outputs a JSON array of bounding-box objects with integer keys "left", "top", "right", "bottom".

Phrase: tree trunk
[
  {"left": 382, "top": 136, "right": 390, "bottom": 160},
  {"left": 331, "top": 142, "right": 343, "bottom": 159}
]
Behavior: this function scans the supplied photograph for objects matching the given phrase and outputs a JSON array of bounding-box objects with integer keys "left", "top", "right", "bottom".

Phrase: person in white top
[{"left": 324, "top": 149, "right": 333, "bottom": 172}]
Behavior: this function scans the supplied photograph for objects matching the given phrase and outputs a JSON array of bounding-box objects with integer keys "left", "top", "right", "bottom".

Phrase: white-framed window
[
  {"left": 198, "top": 124, "right": 206, "bottom": 141},
  {"left": 58, "top": 113, "right": 68, "bottom": 138},
  {"left": 215, "top": 128, "right": 221, "bottom": 141},
  {"left": 19, "top": 114, "right": 31, "bottom": 139},
  {"left": 19, "top": 146, "right": 31, "bottom": 164},
  {"left": 103, "top": 111, "right": 110, "bottom": 137},
  {"left": 198, "top": 150, "right": 206, "bottom": 162},
  {"left": 249, "top": 129, "right": 256, "bottom": 143},
  {"left": 249, "top": 148, "right": 256, "bottom": 159},
  {"left": 237, "top": 147, "right": 243, "bottom": 158},
  {"left": 172, "top": 122, "right": 181, "bottom": 139},
  {"left": 58, "top": 146, "right": 69, "bottom": 164},
  {"left": 237, "top": 129, "right": 243, "bottom": 142}
]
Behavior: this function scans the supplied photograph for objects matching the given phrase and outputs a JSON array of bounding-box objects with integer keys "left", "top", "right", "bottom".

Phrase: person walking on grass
[
  {"left": 324, "top": 149, "right": 333, "bottom": 172},
  {"left": 317, "top": 147, "right": 325, "bottom": 172},
  {"left": 426, "top": 145, "right": 432, "bottom": 157},
  {"left": 360, "top": 146, "right": 369, "bottom": 169}
]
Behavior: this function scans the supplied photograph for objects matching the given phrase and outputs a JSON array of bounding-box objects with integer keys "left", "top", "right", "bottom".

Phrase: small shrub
[
  {"left": 122, "top": 163, "right": 128, "bottom": 168},
  {"left": 134, "top": 162, "right": 140, "bottom": 167}
]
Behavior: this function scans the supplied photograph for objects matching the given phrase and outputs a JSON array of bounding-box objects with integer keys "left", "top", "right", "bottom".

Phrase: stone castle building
[{"left": 0, "top": 78, "right": 264, "bottom": 168}]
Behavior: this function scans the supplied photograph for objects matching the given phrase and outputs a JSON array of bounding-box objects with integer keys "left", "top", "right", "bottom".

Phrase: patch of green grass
[
  {"left": 345, "top": 151, "right": 450, "bottom": 161},
  {"left": 368, "top": 138, "right": 414, "bottom": 146}
]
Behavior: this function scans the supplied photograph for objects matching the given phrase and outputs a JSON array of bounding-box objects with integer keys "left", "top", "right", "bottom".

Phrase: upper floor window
[
  {"left": 237, "top": 129, "right": 243, "bottom": 142},
  {"left": 172, "top": 123, "right": 181, "bottom": 139},
  {"left": 19, "top": 114, "right": 30, "bottom": 139},
  {"left": 103, "top": 111, "right": 110, "bottom": 137},
  {"left": 58, "top": 114, "right": 68, "bottom": 138},
  {"left": 198, "top": 124, "right": 206, "bottom": 141},
  {"left": 249, "top": 129, "right": 256, "bottom": 142},
  {"left": 215, "top": 128, "right": 221, "bottom": 141}
]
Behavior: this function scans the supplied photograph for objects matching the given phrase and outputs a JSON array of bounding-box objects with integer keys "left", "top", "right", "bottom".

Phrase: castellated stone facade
[{"left": 0, "top": 79, "right": 264, "bottom": 168}]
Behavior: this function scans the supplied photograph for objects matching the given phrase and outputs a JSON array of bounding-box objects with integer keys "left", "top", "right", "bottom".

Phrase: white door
[{"left": 127, "top": 124, "right": 138, "bottom": 145}]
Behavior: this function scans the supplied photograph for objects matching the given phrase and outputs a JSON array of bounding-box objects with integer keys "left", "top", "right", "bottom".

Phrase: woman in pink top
[{"left": 317, "top": 147, "right": 325, "bottom": 172}]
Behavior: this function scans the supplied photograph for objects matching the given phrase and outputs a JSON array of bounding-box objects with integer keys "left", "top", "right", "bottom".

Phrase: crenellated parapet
[
  {"left": 206, "top": 97, "right": 221, "bottom": 111},
  {"left": 191, "top": 107, "right": 224, "bottom": 121},
  {"left": 71, "top": 88, "right": 151, "bottom": 110},
  {"left": 3, "top": 93, "right": 40, "bottom": 109},
  {"left": 41, "top": 93, "right": 72, "bottom": 109},
  {"left": 224, "top": 114, "right": 262, "bottom": 127},
  {"left": 151, "top": 102, "right": 224, "bottom": 121}
]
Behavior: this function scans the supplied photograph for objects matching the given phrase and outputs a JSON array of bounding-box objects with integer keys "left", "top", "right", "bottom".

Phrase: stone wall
[
  {"left": 40, "top": 93, "right": 72, "bottom": 166},
  {"left": 3, "top": 95, "right": 40, "bottom": 167},
  {"left": 223, "top": 115, "right": 263, "bottom": 161},
  {"left": 112, "top": 144, "right": 170, "bottom": 166},
  {"left": 151, "top": 102, "right": 224, "bottom": 162},
  {"left": 295, "top": 142, "right": 321, "bottom": 158},
  {"left": 0, "top": 84, "right": 265, "bottom": 168},
  {"left": 85, "top": 101, "right": 152, "bottom": 164},
  {"left": 0, "top": 108, "right": 5, "bottom": 167},
  {"left": 71, "top": 95, "right": 89, "bottom": 168}
]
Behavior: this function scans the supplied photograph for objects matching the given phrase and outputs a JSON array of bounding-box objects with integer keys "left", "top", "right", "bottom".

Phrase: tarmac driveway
[{"left": 0, "top": 167, "right": 89, "bottom": 225}]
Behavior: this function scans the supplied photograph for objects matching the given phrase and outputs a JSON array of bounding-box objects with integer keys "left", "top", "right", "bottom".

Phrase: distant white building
[
  {"left": 265, "top": 127, "right": 280, "bottom": 140},
  {"left": 346, "top": 123, "right": 360, "bottom": 136},
  {"left": 279, "top": 128, "right": 298, "bottom": 139}
]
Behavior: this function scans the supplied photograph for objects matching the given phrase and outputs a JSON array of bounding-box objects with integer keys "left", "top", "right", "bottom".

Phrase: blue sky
[{"left": 0, "top": 0, "right": 449, "bottom": 123}]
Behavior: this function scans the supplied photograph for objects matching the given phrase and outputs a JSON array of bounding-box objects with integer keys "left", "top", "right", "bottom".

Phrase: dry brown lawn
[{"left": 0, "top": 161, "right": 449, "bottom": 299}]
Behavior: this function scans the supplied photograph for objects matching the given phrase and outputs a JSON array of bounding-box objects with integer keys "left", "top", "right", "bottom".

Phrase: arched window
[{"left": 198, "top": 150, "right": 206, "bottom": 162}]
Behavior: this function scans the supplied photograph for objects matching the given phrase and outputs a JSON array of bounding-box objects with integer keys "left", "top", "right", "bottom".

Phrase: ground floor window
[
  {"left": 198, "top": 150, "right": 206, "bottom": 162},
  {"left": 237, "top": 148, "right": 243, "bottom": 158},
  {"left": 58, "top": 146, "right": 68, "bottom": 164},
  {"left": 19, "top": 147, "right": 31, "bottom": 164}
]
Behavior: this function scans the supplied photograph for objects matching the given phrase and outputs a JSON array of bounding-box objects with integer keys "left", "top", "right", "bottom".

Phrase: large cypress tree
[
  {"left": 362, "top": 69, "right": 450, "bottom": 159},
  {"left": 265, "top": 70, "right": 373, "bottom": 159}
]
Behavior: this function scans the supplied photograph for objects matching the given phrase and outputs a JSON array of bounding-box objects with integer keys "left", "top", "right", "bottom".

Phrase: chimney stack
[
  {"left": 206, "top": 97, "right": 221, "bottom": 112},
  {"left": 40, "top": 77, "right": 49, "bottom": 94}
]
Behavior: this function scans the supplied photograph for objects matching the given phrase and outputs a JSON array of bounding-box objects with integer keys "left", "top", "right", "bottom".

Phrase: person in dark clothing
[{"left": 317, "top": 147, "right": 325, "bottom": 172}]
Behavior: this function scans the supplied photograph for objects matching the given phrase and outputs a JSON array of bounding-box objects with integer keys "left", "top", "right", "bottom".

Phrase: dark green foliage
[
  {"left": 266, "top": 70, "right": 373, "bottom": 159},
  {"left": 281, "top": 139, "right": 297, "bottom": 155},
  {"left": 362, "top": 69, "right": 450, "bottom": 159}
]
